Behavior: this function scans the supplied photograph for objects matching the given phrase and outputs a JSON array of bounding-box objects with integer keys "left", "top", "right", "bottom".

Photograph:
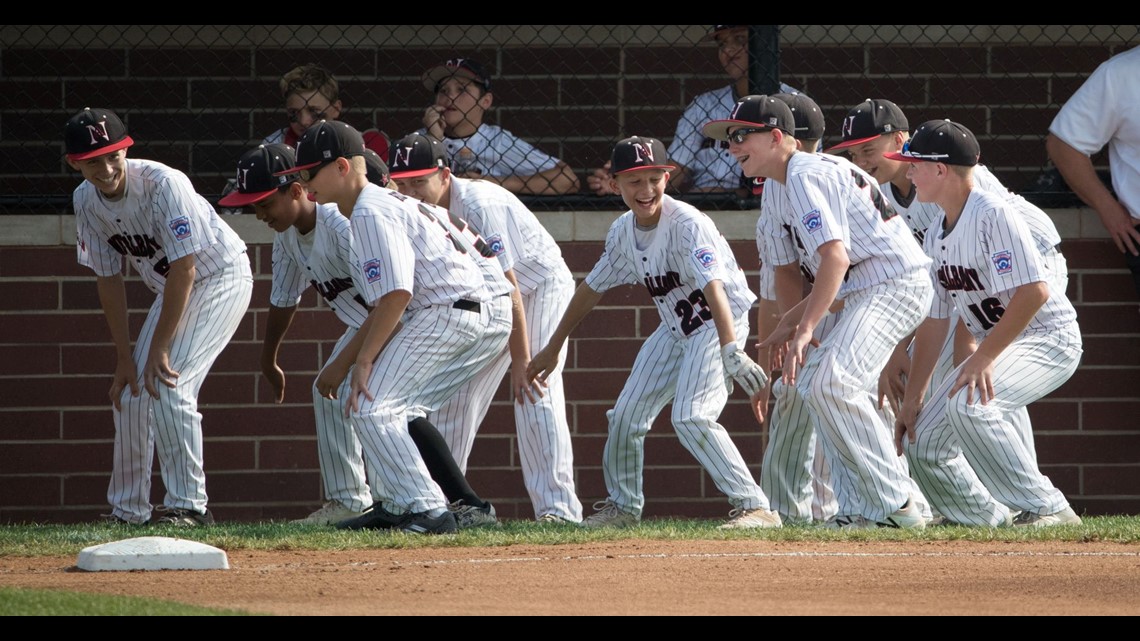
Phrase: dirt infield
[{"left": 3, "top": 539, "right": 1139, "bottom": 615}]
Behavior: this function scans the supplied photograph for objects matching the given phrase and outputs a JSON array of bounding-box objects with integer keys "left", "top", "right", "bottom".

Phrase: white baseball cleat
[
  {"left": 878, "top": 498, "right": 926, "bottom": 529},
  {"left": 718, "top": 508, "right": 782, "bottom": 530},
  {"left": 293, "top": 501, "right": 365, "bottom": 526},
  {"left": 581, "top": 500, "right": 639, "bottom": 528},
  {"left": 1012, "top": 506, "right": 1082, "bottom": 527}
]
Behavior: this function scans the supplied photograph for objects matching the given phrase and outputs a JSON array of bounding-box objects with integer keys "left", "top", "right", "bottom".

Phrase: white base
[{"left": 76, "top": 536, "right": 230, "bottom": 572}]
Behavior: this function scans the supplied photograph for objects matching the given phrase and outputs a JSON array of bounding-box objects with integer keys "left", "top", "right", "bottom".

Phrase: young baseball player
[
  {"left": 707, "top": 96, "right": 933, "bottom": 529},
  {"left": 277, "top": 120, "right": 511, "bottom": 534},
  {"left": 587, "top": 25, "right": 798, "bottom": 197},
  {"left": 66, "top": 107, "right": 252, "bottom": 527},
  {"left": 388, "top": 133, "right": 583, "bottom": 523},
  {"left": 224, "top": 142, "right": 499, "bottom": 527},
  {"left": 527, "top": 136, "right": 780, "bottom": 530},
  {"left": 419, "top": 58, "right": 579, "bottom": 196},
  {"left": 754, "top": 93, "right": 839, "bottom": 524},
  {"left": 890, "top": 120, "right": 1083, "bottom": 527}
]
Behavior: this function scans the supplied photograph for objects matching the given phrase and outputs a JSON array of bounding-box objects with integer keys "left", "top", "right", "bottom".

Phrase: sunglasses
[
  {"left": 298, "top": 160, "right": 334, "bottom": 183},
  {"left": 728, "top": 127, "right": 770, "bottom": 144}
]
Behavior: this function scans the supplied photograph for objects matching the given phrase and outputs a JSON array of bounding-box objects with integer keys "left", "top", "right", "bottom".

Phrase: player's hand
[
  {"left": 143, "top": 348, "right": 179, "bottom": 399},
  {"left": 948, "top": 353, "right": 996, "bottom": 406},
  {"left": 894, "top": 397, "right": 924, "bottom": 456},
  {"left": 877, "top": 350, "right": 910, "bottom": 414},
  {"left": 512, "top": 359, "right": 545, "bottom": 405},
  {"left": 749, "top": 386, "right": 770, "bottom": 425},
  {"left": 779, "top": 329, "right": 816, "bottom": 387},
  {"left": 109, "top": 358, "right": 139, "bottom": 412},
  {"left": 422, "top": 105, "right": 446, "bottom": 140},
  {"left": 587, "top": 162, "right": 619, "bottom": 196},
  {"left": 261, "top": 361, "right": 286, "bottom": 404},
  {"left": 316, "top": 357, "right": 351, "bottom": 401},
  {"left": 346, "top": 359, "right": 375, "bottom": 417},
  {"left": 721, "top": 344, "right": 768, "bottom": 397},
  {"left": 526, "top": 345, "right": 559, "bottom": 386},
  {"left": 1096, "top": 200, "right": 1140, "bottom": 256}
]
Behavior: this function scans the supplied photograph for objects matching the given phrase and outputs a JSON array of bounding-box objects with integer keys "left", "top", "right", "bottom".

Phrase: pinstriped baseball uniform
[
  {"left": 270, "top": 203, "right": 376, "bottom": 512},
  {"left": 755, "top": 193, "right": 837, "bottom": 523},
  {"left": 427, "top": 177, "right": 582, "bottom": 521},
  {"left": 770, "top": 152, "right": 933, "bottom": 522},
  {"left": 348, "top": 183, "right": 506, "bottom": 516},
  {"left": 74, "top": 158, "right": 252, "bottom": 523},
  {"left": 585, "top": 194, "right": 770, "bottom": 518},
  {"left": 906, "top": 189, "right": 1081, "bottom": 526}
]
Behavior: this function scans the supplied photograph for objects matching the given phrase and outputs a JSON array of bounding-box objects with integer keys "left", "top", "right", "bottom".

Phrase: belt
[{"left": 452, "top": 299, "right": 480, "bottom": 312}]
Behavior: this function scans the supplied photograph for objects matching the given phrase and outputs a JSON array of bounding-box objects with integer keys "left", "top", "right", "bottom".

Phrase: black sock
[{"left": 407, "top": 417, "right": 487, "bottom": 509}]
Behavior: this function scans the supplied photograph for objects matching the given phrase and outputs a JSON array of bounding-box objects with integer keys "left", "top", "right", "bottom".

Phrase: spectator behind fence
[
  {"left": 418, "top": 57, "right": 579, "bottom": 196},
  {"left": 1047, "top": 46, "right": 1140, "bottom": 302},
  {"left": 588, "top": 25, "right": 797, "bottom": 197}
]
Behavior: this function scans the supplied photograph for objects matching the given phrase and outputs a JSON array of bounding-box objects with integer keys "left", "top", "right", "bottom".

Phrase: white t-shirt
[{"left": 1049, "top": 45, "right": 1140, "bottom": 220}]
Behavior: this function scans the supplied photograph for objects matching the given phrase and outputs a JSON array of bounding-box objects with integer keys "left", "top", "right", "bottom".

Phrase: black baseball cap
[
  {"left": 773, "top": 93, "right": 825, "bottom": 141},
  {"left": 826, "top": 99, "right": 909, "bottom": 152},
  {"left": 388, "top": 133, "right": 448, "bottom": 179},
  {"left": 363, "top": 149, "right": 390, "bottom": 187},
  {"left": 883, "top": 119, "right": 981, "bottom": 167},
  {"left": 422, "top": 58, "right": 492, "bottom": 93},
  {"left": 218, "top": 143, "right": 298, "bottom": 207},
  {"left": 275, "top": 120, "right": 366, "bottom": 175},
  {"left": 610, "top": 136, "right": 675, "bottom": 175},
  {"left": 702, "top": 25, "right": 745, "bottom": 41},
  {"left": 702, "top": 95, "right": 795, "bottom": 141},
  {"left": 65, "top": 107, "right": 134, "bottom": 161}
]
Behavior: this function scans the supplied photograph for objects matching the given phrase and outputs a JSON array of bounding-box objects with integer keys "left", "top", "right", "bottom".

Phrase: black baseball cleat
[
  {"left": 150, "top": 507, "right": 215, "bottom": 527},
  {"left": 334, "top": 503, "right": 403, "bottom": 530},
  {"left": 397, "top": 510, "right": 458, "bottom": 535}
]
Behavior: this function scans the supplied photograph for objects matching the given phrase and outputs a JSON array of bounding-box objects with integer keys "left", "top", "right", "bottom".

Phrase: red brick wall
[{"left": 2, "top": 231, "right": 1139, "bottom": 523}]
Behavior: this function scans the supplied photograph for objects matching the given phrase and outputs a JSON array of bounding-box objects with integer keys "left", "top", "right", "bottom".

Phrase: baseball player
[
  {"left": 890, "top": 120, "right": 1083, "bottom": 527},
  {"left": 66, "top": 107, "right": 252, "bottom": 527},
  {"left": 388, "top": 133, "right": 583, "bottom": 523},
  {"left": 419, "top": 58, "right": 579, "bottom": 195},
  {"left": 753, "top": 93, "right": 839, "bottom": 524},
  {"left": 277, "top": 121, "right": 511, "bottom": 534},
  {"left": 527, "top": 136, "right": 780, "bottom": 530},
  {"left": 708, "top": 96, "right": 932, "bottom": 529}
]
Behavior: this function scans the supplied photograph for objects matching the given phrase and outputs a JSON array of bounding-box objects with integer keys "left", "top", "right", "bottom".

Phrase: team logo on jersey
[
  {"left": 363, "top": 259, "right": 383, "bottom": 283},
  {"left": 486, "top": 234, "right": 505, "bottom": 256},
  {"left": 992, "top": 250, "right": 1013, "bottom": 275},
  {"left": 694, "top": 246, "right": 718, "bottom": 269},
  {"left": 169, "top": 217, "right": 192, "bottom": 240},
  {"left": 802, "top": 209, "right": 823, "bottom": 233}
]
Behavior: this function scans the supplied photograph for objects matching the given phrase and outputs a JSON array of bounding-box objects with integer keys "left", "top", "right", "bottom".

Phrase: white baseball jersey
[
  {"left": 924, "top": 190, "right": 1077, "bottom": 341},
  {"left": 584, "top": 195, "right": 770, "bottom": 517},
  {"left": 271, "top": 203, "right": 370, "bottom": 328},
  {"left": 907, "top": 188, "right": 1082, "bottom": 526},
  {"left": 75, "top": 159, "right": 247, "bottom": 293},
  {"left": 773, "top": 152, "right": 931, "bottom": 297},
  {"left": 73, "top": 158, "right": 252, "bottom": 523},
  {"left": 427, "top": 176, "right": 582, "bottom": 521},
  {"left": 415, "top": 124, "right": 561, "bottom": 179},
  {"left": 350, "top": 183, "right": 488, "bottom": 310},
  {"left": 668, "top": 82, "right": 796, "bottom": 191},
  {"left": 1049, "top": 45, "right": 1140, "bottom": 220}
]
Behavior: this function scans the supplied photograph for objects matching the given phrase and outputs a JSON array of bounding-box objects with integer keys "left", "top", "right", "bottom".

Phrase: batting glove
[{"left": 721, "top": 344, "right": 768, "bottom": 397}]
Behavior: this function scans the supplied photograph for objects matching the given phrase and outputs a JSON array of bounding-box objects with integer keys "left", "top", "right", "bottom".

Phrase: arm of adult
[{"left": 1046, "top": 133, "right": 1140, "bottom": 255}]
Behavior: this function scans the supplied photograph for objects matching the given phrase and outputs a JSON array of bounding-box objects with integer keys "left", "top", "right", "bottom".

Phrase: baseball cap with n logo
[
  {"left": 610, "top": 136, "right": 676, "bottom": 174},
  {"left": 388, "top": 133, "right": 448, "bottom": 179},
  {"left": 825, "top": 99, "right": 909, "bottom": 152},
  {"left": 65, "top": 107, "right": 134, "bottom": 161},
  {"left": 218, "top": 143, "right": 298, "bottom": 208},
  {"left": 701, "top": 95, "right": 795, "bottom": 141}
]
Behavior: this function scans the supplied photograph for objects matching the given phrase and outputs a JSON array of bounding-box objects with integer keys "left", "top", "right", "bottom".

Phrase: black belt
[{"left": 452, "top": 299, "right": 480, "bottom": 312}]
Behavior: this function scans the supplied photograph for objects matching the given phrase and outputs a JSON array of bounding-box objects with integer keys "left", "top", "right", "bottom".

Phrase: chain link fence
[{"left": 1, "top": 25, "right": 1137, "bottom": 214}]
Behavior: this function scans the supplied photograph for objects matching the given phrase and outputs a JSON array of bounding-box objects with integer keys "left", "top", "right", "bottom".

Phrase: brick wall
[
  {"left": 3, "top": 209, "right": 1140, "bottom": 523},
  {"left": 2, "top": 25, "right": 1137, "bottom": 213}
]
